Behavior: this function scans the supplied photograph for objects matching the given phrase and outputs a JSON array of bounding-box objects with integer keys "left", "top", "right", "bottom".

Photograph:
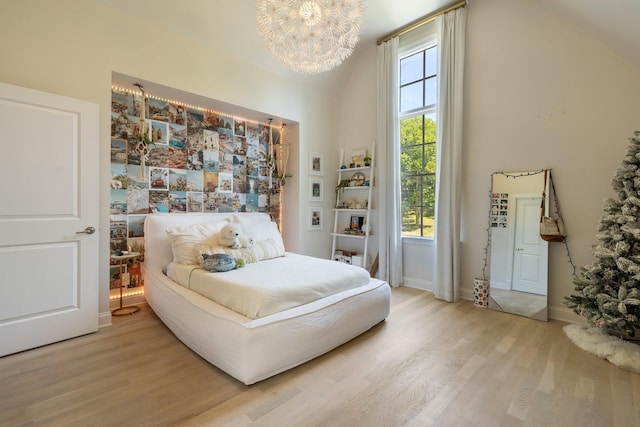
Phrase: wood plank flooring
[{"left": 1, "top": 287, "right": 638, "bottom": 426}]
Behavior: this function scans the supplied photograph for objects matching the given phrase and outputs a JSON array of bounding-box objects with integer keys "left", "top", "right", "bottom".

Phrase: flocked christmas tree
[{"left": 565, "top": 131, "right": 640, "bottom": 340}]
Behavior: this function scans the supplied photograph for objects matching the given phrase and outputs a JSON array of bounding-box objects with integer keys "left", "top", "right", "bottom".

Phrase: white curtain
[
  {"left": 433, "top": 7, "right": 467, "bottom": 302},
  {"left": 377, "top": 37, "right": 403, "bottom": 287}
]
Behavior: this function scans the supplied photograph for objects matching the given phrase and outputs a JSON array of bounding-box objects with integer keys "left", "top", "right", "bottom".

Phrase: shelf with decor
[
  {"left": 331, "top": 143, "right": 375, "bottom": 270},
  {"left": 331, "top": 233, "right": 370, "bottom": 239},
  {"left": 333, "top": 208, "right": 371, "bottom": 214}
]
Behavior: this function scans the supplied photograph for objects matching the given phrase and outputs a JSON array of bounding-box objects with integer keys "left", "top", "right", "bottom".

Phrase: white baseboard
[
  {"left": 548, "top": 305, "right": 586, "bottom": 324},
  {"left": 101, "top": 293, "right": 147, "bottom": 328},
  {"left": 461, "top": 287, "right": 474, "bottom": 301},
  {"left": 98, "top": 311, "right": 112, "bottom": 328},
  {"left": 402, "top": 276, "right": 433, "bottom": 292}
]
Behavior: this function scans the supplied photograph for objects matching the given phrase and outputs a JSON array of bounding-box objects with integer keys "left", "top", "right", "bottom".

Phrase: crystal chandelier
[{"left": 256, "top": 0, "right": 365, "bottom": 74}]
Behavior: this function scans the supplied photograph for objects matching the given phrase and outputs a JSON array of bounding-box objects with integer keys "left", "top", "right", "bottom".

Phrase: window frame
[{"left": 399, "top": 43, "right": 438, "bottom": 240}]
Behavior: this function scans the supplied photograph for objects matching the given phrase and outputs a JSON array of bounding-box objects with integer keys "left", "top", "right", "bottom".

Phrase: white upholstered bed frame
[{"left": 143, "top": 213, "right": 391, "bottom": 385}]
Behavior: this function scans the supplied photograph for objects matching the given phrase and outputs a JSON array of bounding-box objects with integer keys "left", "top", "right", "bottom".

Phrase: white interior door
[
  {"left": 0, "top": 82, "right": 99, "bottom": 356},
  {"left": 512, "top": 196, "right": 548, "bottom": 295}
]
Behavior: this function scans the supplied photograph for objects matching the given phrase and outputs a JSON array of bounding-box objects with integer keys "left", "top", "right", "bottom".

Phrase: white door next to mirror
[{"left": 512, "top": 196, "right": 548, "bottom": 295}]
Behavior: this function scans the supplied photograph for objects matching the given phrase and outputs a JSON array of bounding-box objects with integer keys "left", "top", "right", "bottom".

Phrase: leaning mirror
[{"left": 487, "top": 170, "right": 549, "bottom": 321}]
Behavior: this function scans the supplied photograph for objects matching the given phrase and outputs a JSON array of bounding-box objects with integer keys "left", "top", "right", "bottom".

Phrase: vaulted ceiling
[
  {"left": 539, "top": 0, "right": 640, "bottom": 68},
  {"left": 101, "top": 0, "right": 640, "bottom": 90}
]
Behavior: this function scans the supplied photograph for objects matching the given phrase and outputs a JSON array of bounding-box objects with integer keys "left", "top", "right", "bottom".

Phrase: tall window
[{"left": 399, "top": 45, "right": 437, "bottom": 238}]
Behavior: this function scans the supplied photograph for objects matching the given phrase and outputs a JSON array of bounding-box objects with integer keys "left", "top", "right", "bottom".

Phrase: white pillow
[
  {"left": 252, "top": 238, "right": 286, "bottom": 260},
  {"left": 240, "top": 220, "right": 285, "bottom": 254},
  {"left": 166, "top": 220, "right": 228, "bottom": 265},
  {"left": 197, "top": 244, "right": 260, "bottom": 265},
  {"left": 196, "top": 238, "right": 285, "bottom": 266}
]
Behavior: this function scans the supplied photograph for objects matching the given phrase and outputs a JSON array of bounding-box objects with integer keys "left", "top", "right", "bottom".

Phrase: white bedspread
[{"left": 167, "top": 253, "right": 371, "bottom": 319}]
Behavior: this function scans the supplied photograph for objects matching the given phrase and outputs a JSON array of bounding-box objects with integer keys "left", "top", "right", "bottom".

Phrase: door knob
[
  {"left": 515, "top": 247, "right": 523, "bottom": 251},
  {"left": 76, "top": 226, "right": 96, "bottom": 235}
]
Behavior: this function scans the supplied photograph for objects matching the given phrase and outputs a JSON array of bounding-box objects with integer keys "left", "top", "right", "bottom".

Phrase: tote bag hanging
[{"left": 540, "top": 170, "right": 566, "bottom": 242}]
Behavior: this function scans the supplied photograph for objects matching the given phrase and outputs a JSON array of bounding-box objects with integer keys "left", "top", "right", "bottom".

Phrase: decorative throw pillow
[
  {"left": 202, "top": 253, "right": 237, "bottom": 272},
  {"left": 240, "top": 220, "right": 285, "bottom": 254},
  {"left": 252, "top": 238, "right": 286, "bottom": 260},
  {"left": 197, "top": 244, "right": 259, "bottom": 265},
  {"left": 166, "top": 220, "right": 228, "bottom": 265}
]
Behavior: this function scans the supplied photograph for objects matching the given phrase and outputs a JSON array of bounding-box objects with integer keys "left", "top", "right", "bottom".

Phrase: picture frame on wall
[
  {"left": 309, "top": 207, "right": 323, "bottom": 230},
  {"left": 309, "top": 178, "right": 323, "bottom": 202},
  {"left": 309, "top": 152, "right": 323, "bottom": 176}
]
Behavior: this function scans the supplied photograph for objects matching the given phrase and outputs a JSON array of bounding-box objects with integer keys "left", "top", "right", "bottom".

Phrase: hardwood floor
[{"left": 1, "top": 287, "right": 638, "bottom": 426}]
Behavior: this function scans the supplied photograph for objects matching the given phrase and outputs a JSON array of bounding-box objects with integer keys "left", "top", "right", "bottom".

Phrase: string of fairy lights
[
  {"left": 111, "top": 84, "right": 277, "bottom": 129},
  {"left": 480, "top": 169, "right": 577, "bottom": 281},
  {"left": 109, "top": 287, "right": 144, "bottom": 302}
]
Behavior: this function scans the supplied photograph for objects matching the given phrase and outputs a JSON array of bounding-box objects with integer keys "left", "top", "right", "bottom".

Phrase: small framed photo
[
  {"left": 309, "top": 152, "right": 323, "bottom": 176},
  {"left": 350, "top": 215, "right": 364, "bottom": 230},
  {"left": 309, "top": 178, "right": 323, "bottom": 202},
  {"left": 308, "top": 207, "right": 323, "bottom": 230}
]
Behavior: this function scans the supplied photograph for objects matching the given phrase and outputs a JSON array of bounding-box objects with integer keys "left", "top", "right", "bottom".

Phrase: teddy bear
[{"left": 218, "top": 222, "right": 254, "bottom": 249}]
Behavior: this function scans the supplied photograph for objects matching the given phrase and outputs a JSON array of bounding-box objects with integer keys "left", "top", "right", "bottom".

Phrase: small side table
[{"left": 111, "top": 252, "right": 141, "bottom": 316}]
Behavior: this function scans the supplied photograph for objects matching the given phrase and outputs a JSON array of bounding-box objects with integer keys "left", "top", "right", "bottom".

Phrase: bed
[{"left": 143, "top": 212, "right": 391, "bottom": 385}]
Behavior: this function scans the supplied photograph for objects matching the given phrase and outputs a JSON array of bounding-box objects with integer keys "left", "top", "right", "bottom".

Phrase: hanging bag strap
[
  {"left": 540, "top": 169, "right": 548, "bottom": 223},
  {"left": 540, "top": 170, "right": 565, "bottom": 240},
  {"left": 548, "top": 170, "right": 563, "bottom": 235}
]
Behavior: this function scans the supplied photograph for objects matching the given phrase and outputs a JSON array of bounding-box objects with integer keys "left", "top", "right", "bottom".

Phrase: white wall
[
  {"left": 336, "top": 0, "right": 640, "bottom": 320},
  {"left": 463, "top": 0, "right": 640, "bottom": 321},
  {"left": 0, "top": 1, "right": 336, "bottom": 322}
]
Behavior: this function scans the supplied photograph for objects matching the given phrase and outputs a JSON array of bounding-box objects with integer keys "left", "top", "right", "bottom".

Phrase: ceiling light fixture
[{"left": 256, "top": 0, "right": 365, "bottom": 74}]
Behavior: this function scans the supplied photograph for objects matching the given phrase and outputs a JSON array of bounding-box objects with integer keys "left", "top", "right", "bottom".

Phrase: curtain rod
[{"left": 377, "top": 0, "right": 467, "bottom": 45}]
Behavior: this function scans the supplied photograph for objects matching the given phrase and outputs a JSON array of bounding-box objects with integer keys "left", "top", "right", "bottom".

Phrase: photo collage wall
[{"left": 110, "top": 87, "right": 281, "bottom": 288}]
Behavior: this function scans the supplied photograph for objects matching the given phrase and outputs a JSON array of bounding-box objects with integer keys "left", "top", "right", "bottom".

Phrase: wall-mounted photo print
[
  {"left": 127, "top": 187, "right": 150, "bottom": 214},
  {"left": 187, "top": 169, "right": 204, "bottom": 192},
  {"left": 127, "top": 215, "right": 146, "bottom": 238},
  {"left": 149, "top": 167, "right": 169, "bottom": 190},
  {"left": 149, "top": 98, "right": 170, "bottom": 122},
  {"left": 150, "top": 120, "right": 169, "bottom": 145},
  {"left": 111, "top": 138, "right": 128, "bottom": 164},
  {"left": 149, "top": 190, "right": 169, "bottom": 213},
  {"left": 111, "top": 163, "right": 127, "bottom": 190},
  {"left": 309, "top": 152, "right": 323, "bottom": 176},
  {"left": 147, "top": 144, "right": 169, "bottom": 167},
  {"left": 309, "top": 178, "right": 323, "bottom": 202},
  {"left": 202, "top": 129, "right": 219, "bottom": 151},
  {"left": 110, "top": 189, "right": 128, "bottom": 215},
  {"left": 218, "top": 172, "right": 233, "bottom": 193},
  {"left": 169, "top": 168, "right": 188, "bottom": 191},
  {"left": 168, "top": 139, "right": 187, "bottom": 169},
  {"left": 169, "top": 123, "right": 187, "bottom": 144},
  {"left": 187, "top": 192, "right": 204, "bottom": 212},
  {"left": 309, "top": 207, "right": 323, "bottom": 230},
  {"left": 203, "top": 171, "right": 219, "bottom": 193},
  {"left": 234, "top": 119, "right": 246, "bottom": 137},
  {"left": 168, "top": 191, "right": 187, "bottom": 213}
]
